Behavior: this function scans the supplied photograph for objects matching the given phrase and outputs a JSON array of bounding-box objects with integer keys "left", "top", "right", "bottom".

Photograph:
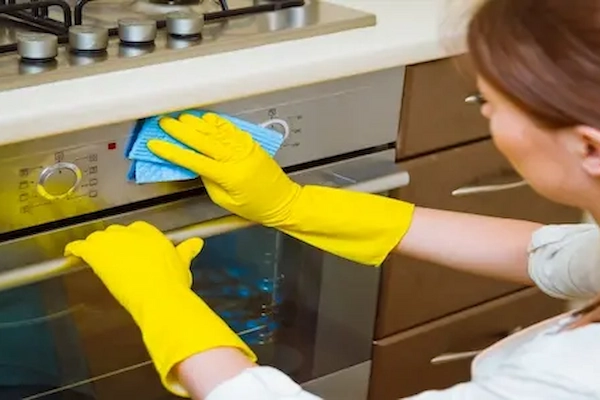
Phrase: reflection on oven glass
[
  {"left": 192, "top": 226, "right": 309, "bottom": 379},
  {"left": 0, "top": 283, "right": 95, "bottom": 399},
  {"left": 0, "top": 225, "right": 317, "bottom": 399},
  {"left": 192, "top": 226, "right": 283, "bottom": 347}
]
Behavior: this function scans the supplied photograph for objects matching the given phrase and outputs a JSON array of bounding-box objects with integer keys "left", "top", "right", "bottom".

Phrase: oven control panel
[
  {"left": 14, "top": 146, "right": 107, "bottom": 215},
  {"left": 1, "top": 129, "right": 205, "bottom": 234},
  {"left": 0, "top": 67, "right": 405, "bottom": 233},
  {"left": 36, "top": 162, "right": 82, "bottom": 201}
]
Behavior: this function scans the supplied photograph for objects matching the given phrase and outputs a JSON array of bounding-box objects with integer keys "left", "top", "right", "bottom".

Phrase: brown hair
[{"left": 467, "top": 0, "right": 600, "bottom": 130}]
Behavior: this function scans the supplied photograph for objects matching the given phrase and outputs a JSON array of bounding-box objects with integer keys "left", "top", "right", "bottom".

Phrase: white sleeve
[
  {"left": 404, "top": 325, "right": 600, "bottom": 400},
  {"left": 527, "top": 223, "right": 600, "bottom": 300},
  {"left": 403, "top": 373, "right": 589, "bottom": 400},
  {"left": 403, "top": 381, "right": 512, "bottom": 400},
  {"left": 205, "top": 366, "right": 322, "bottom": 400}
]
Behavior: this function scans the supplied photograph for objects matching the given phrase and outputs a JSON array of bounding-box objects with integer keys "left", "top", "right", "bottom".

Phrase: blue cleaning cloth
[{"left": 126, "top": 110, "right": 286, "bottom": 184}]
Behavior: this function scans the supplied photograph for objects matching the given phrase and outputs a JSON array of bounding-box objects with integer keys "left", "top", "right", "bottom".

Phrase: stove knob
[
  {"left": 166, "top": 11, "right": 204, "bottom": 38},
  {"left": 17, "top": 33, "right": 58, "bottom": 62},
  {"left": 118, "top": 19, "right": 157, "bottom": 45},
  {"left": 37, "top": 162, "right": 82, "bottom": 201},
  {"left": 69, "top": 25, "right": 109, "bottom": 53}
]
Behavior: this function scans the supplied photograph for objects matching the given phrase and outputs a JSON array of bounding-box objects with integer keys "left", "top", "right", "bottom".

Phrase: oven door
[{"left": 0, "top": 148, "right": 407, "bottom": 400}]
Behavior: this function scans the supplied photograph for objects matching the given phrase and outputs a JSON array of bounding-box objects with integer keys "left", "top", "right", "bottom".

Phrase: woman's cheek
[
  {"left": 489, "top": 116, "right": 527, "bottom": 172},
  {"left": 480, "top": 103, "right": 492, "bottom": 119},
  {"left": 489, "top": 117, "right": 511, "bottom": 156}
]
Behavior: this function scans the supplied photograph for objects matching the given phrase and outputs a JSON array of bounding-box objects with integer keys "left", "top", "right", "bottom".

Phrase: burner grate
[{"left": 0, "top": 0, "right": 72, "bottom": 52}]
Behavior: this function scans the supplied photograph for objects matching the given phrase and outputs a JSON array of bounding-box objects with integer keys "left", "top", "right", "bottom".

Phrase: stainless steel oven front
[{"left": 0, "top": 66, "right": 406, "bottom": 400}]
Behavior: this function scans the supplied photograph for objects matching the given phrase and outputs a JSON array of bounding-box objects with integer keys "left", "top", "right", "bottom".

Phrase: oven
[{"left": 0, "top": 66, "right": 406, "bottom": 400}]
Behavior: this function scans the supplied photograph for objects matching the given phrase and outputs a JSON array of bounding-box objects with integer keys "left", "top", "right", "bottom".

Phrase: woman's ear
[{"left": 575, "top": 126, "right": 600, "bottom": 177}]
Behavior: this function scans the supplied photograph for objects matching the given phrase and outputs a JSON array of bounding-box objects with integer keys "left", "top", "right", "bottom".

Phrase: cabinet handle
[
  {"left": 452, "top": 179, "right": 528, "bottom": 196},
  {"left": 465, "top": 93, "right": 485, "bottom": 105},
  {"left": 430, "top": 350, "right": 481, "bottom": 365},
  {"left": 430, "top": 326, "right": 523, "bottom": 365}
]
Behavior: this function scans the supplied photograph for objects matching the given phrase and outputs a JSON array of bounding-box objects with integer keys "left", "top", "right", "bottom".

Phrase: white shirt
[{"left": 207, "top": 224, "right": 600, "bottom": 400}]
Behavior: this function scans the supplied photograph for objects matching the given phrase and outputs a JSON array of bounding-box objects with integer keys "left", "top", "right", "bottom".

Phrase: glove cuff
[
  {"left": 135, "top": 288, "right": 257, "bottom": 397},
  {"left": 278, "top": 185, "right": 415, "bottom": 266}
]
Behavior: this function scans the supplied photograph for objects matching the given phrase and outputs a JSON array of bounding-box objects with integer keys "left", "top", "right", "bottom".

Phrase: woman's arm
[
  {"left": 177, "top": 348, "right": 255, "bottom": 399},
  {"left": 147, "top": 113, "right": 546, "bottom": 283},
  {"left": 396, "top": 207, "right": 542, "bottom": 284}
]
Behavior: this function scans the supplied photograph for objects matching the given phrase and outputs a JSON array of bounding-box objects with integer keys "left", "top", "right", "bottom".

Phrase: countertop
[{"left": 0, "top": 0, "right": 472, "bottom": 146}]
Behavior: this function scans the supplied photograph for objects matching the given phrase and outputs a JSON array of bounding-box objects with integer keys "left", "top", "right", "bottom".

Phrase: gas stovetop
[{"left": 0, "top": 0, "right": 374, "bottom": 91}]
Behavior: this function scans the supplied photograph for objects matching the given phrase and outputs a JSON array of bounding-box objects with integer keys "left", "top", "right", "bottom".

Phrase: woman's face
[{"left": 477, "top": 77, "right": 589, "bottom": 208}]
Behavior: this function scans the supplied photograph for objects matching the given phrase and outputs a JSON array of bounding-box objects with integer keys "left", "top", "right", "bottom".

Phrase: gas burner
[
  {"left": 17, "top": 32, "right": 58, "bottom": 62},
  {"left": 0, "top": 0, "right": 305, "bottom": 55},
  {"left": 0, "top": 0, "right": 375, "bottom": 93}
]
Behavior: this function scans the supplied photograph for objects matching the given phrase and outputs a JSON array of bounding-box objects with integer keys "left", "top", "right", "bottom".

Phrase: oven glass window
[{"left": 0, "top": 225, "right": 377, "bottom": 399}]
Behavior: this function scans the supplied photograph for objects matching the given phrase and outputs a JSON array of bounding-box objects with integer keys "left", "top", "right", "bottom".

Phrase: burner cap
[
  {"left": 69, "top": 25, "right": 109, "bottom": 53},
  {"left": 166, "top": 11, "right": 204, "bottom": 37},
  {"left": 17, "top": 33, "right": 58, "bottom": 63},
  {"left": 118, "top": 19, "right": 157, "bottom": 45}
]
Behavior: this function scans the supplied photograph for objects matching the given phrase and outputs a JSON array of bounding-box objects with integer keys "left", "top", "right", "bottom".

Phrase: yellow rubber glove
[
  {"left": 148, "top": 113, "right": 415, "bottom": 266},
  {"left": 64, "top": 221, "right": 256, "bottom": 397}
]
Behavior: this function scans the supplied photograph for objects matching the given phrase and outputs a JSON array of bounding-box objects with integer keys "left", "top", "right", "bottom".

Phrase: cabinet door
[
  {"left": 377, "top": 140, "right": 581, "bottom": 338},
  {"left": 397, "top": 57, "right": 488, "bottom": 158},
  {"left": 370, "top": 288, "right": 565, "bottom": 400}
]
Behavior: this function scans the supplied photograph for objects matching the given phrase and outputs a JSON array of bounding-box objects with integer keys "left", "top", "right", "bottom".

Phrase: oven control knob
[
  {"left": 166, "top": 11, "right": 204, "bottom": 38},
  {"left": 118, "top": 19, "right": 157, "bottom": 45},
  {"left": 17, "top": 33, "right": 58, "bottom": 62},
  {"left": 69, "top": 25, "right": 109, "bottom": 53},
  {"left": 37, "top": 162, "right": 82, "bottom": 200}
]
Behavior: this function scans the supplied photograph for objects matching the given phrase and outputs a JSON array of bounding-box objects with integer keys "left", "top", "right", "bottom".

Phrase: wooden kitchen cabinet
[
  {"left": 396, "top": 57, "right": 488, "bottom": 158},
  {"left": 377, "top": 140, "right": 580, "bottom": 338},
  {"left": 371, "top": 55, "right": 580, "bottom": 400},
  {"left": 369, "top": 288, "right": 564, "bottom": 400}
]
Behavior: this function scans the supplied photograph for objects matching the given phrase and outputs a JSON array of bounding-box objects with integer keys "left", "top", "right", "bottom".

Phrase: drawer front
[
  {"left": 369, "top": 288, "right": 565, "bottom": 400},
  {"left": 397, "top": 57, "right": 488, "bottom": 158},
  {"left": 377, "top": 140, "right": 581, "bottom": 337}
]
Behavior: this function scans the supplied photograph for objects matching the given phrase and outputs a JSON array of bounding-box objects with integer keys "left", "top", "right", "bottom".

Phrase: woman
[{"left": 66, "top": 0, "right": 600, "bottom": 399}]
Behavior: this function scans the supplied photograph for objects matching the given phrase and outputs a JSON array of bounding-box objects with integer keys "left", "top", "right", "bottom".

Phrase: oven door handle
[{"left": 0, "top": 164, "right": 409, "bottom": 292}]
